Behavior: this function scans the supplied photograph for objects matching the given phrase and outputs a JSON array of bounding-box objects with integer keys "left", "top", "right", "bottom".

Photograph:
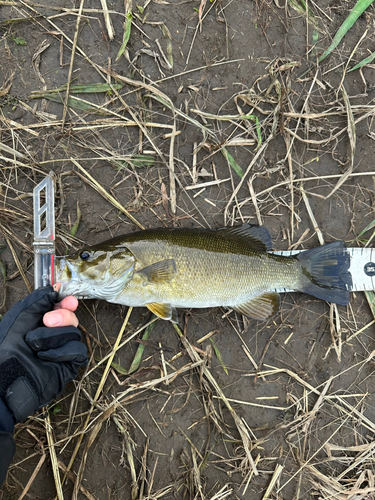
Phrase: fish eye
[{"left": 80, "top": 251, "right": 91, "bottom": 261}]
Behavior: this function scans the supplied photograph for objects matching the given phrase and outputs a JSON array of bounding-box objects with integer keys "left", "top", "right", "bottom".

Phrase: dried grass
[{"left": 1, "top": 1, "right": 375, "bottom": 499}]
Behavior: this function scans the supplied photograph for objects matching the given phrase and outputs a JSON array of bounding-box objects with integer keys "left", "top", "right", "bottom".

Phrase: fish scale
[
  {"left": 119, "top": 245, "right": 298, "bottom": 307},
  {"left": 57, "top": 224, "right": 351, "bottom": 322}
]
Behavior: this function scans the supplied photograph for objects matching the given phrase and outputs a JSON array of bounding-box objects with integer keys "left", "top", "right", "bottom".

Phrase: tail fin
[{"left": 297, "top": 241, "right": 352, "bottom": 305}]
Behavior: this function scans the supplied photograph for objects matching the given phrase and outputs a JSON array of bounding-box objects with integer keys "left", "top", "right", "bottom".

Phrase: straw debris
[{"left": 1, "top": 0, "right": 375, "bottom": 498}]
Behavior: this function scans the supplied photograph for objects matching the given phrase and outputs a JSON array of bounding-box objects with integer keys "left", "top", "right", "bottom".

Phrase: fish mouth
[
  {"left": 55, "top": 256, "right": 134, "bottom": 300},
  {"left": 55, "top": 257, "right": 85, "bottom": 298}
]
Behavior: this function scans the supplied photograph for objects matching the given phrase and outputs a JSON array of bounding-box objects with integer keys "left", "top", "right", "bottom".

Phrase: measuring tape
[{"left": 272, "top": 247, "right": 375, "bottom": 293}]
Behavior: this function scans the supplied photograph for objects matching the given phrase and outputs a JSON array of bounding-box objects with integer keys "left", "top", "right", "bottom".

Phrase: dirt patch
[{"left": 1, "top": 0, "right": 375, "bottom": 499}]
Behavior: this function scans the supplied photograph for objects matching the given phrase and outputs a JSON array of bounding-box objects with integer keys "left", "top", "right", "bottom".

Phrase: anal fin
[
  {"left": 147, "top": 302, "right": 179, "bottom": 323},
  {"left": 233, "top": 292, "right": 280, "bottom": 321}
]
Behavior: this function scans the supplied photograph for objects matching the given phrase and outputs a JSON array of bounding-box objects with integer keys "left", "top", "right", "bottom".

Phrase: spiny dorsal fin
[
  {"left": 138, "top": 259, "right": 177, "bottom": 284},
  {"left": 216, "top": 224, "right": 273, "bottom": 252},
  {"left": 147, "top": 303, "right": 178, "bottom": 323},
  {"left": 232, "top": 292, "right": 280, "bottom": 320}
]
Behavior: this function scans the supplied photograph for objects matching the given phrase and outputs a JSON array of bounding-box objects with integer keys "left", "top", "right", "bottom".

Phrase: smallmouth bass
[{"left": 56, "top": 224, "right": 352, "bottom": 322}]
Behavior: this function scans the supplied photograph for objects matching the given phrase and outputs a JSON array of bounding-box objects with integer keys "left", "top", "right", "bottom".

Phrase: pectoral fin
[
  {"left": 233, "top": 292, "right": 280, "bottom": 320},
  {"left": 138, "top": 259, "right": 177, "bottom": 284},
  {"left": 147, "top": 302, "right": 179, "bottom": 323}
]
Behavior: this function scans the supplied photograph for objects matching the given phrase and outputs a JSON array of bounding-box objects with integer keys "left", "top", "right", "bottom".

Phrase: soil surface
[{"left": 1, "top": 0, "right": 375, "bottom": 499}]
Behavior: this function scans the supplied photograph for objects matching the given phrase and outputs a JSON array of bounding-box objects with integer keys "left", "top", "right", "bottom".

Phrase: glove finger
[
  {"left": 1, "top": 287, "right": 58, "bottom": 344},
  {"left": 25, "top": 326, "right": 82, "bottom": 352},
  {"left": 37, "top": 340, "right": 88, "bottom": 364},
  {"left": 38, "top": 360, "right": 84, "bottom": 409}
]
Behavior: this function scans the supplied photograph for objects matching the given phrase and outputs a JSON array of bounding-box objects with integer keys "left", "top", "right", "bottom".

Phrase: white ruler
[{"left": 271, "top": 247, "right": 375, "bottom": 293}]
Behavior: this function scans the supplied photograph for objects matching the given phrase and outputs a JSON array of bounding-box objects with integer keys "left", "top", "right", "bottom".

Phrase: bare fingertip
[
  {"left": 70, "top": 296, "right": 79, "bottom": 310},
  {"left": 53, "top": 282, "right": 61, "bottom": 292}
]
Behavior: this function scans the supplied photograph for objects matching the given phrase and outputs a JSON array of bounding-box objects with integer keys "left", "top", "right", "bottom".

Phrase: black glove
[{"left": 0, "top": 287, "right": 88, "bottom": 423}]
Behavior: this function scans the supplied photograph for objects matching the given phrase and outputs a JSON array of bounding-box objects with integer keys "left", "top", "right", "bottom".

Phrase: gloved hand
[{"left": 0, "top": 286, "right": 88, "bottom": 423}]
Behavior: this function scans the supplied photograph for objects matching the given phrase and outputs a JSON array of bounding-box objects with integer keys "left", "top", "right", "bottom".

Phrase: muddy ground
[{"left": 1, "top": 0, "right": 375, "bottom": 499}]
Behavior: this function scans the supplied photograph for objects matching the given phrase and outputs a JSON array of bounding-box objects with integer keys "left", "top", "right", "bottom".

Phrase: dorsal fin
[{"left": 215, "top": 224, "right": 273, "bottom": 252}]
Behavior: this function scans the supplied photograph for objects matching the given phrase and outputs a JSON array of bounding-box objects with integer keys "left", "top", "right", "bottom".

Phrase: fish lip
[
  {"left": 54, "top": 256, "right": 66, "bottom": 296},
  {"left": 65, "top": 259, "right": 78, "bottom": 280},
  {"left": 55, "top": 256, "right": 81, "bottom": 298},
  {"left": 55, "top": 255, "right": 65, "bottom": 269},
  {"left": 55, "top": 256, "right": 68, "bottom": 276}
]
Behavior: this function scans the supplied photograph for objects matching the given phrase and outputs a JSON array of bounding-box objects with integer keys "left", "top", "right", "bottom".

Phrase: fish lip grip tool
[{"left": 33, "top": 176, "right": 55, "bottom": 289}]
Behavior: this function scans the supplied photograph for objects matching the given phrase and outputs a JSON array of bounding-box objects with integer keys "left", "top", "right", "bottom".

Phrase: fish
[{"left": 56, "top": 224, "right": 352, "bottom": 323}]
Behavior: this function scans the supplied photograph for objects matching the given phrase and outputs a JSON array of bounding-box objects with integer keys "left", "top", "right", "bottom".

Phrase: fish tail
[{"left": 297, "top": 241, "right": 352, "bottom": 305}]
